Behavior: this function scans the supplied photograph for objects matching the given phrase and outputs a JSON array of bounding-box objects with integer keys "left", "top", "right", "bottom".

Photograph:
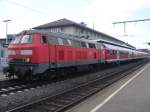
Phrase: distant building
[
  {"left": 7, "top": 34, "right": 16, "bottom": 44},
  {"left": 0, "top": 34, "right": 16, "bottom": 71},
  {"left": 0, "top": 34, "right": 16, "bottom": 47},
  {"left": 138, "top": 49, "right": 150, "bottom": 54},
  {"left": 33, "top": 18, "right": 134, "bottom": 48}
]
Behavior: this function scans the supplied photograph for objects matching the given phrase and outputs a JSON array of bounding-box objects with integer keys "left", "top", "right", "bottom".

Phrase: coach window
[
  {"left": 88, "top": 43, "right": 96, "bottom": 48},
  {"left": 48, "top": 37, "right": 59, "bottom": 45},
  {"left": 41, "top": 36, "right": 47, "bottom": 44},
  {"left": 81, "top": 42, "right": 87, "bottom": 48},
  {"left": 113, "top": 50, "right": 117, "bottom": 56},
  {"left": 109, "top": 50, "right": 113, "bottom": 55}
]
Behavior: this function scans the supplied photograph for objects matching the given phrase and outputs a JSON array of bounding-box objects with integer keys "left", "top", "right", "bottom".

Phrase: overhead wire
[
  {"left": 4, "top": 0, "right": 50, "bottom": 17},
  {"left": 83, "top": 0, "right": 99, "bottom": 11}
]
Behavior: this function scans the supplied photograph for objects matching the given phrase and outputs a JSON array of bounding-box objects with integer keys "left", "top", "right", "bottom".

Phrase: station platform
[
  {"left": 0, "top": 72, "right": 7, "bottom": 81},
  {"left": 66, "top": 62, "right": 150, "bottom": 112}
]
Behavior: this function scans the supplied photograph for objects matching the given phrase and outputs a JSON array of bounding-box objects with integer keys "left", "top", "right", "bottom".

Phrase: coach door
[
  {"left": 117, "top": 50, "right": 120, "bottom": 60},
  {"left": 100, "top": 43, "right": 106, "bottom": 63}
]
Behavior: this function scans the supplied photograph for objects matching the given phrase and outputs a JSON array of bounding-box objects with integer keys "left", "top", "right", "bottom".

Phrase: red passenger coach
[{"left": 4, "top": 30, "right": 148, "bottom": 79}]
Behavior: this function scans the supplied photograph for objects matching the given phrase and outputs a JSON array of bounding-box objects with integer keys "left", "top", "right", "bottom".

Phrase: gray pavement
[{"left": 66, "top": 63, "right": 150, "bottom": 112}]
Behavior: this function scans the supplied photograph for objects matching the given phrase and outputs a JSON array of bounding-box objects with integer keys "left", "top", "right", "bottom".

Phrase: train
[{"left": 3, "top": 30, "right": 149, "bottom": 79}]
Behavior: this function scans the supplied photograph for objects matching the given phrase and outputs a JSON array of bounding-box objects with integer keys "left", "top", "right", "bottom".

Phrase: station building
[{"left": 33, "top": 18, "right": 135, "bottom": 48}]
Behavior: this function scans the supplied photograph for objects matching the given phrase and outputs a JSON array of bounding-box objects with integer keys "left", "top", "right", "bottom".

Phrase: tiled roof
[
  {"left": 33, "top": 19, "right": 121, "bottom": 42},
  {"left": 33, "top": 18, "right": 84, "bottom": 29}
]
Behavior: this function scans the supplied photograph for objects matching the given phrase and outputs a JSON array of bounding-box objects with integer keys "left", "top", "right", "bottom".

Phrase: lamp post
[{"left": 3, "top": 19, "right": 11, "bottom": 44}]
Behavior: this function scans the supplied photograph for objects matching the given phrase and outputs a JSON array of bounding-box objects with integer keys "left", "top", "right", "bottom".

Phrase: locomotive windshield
[
  {"left": 21, "top": 35, "right": 33, "bottom": 44},
  {"left": 11, "top": 35, "right": 21, "bottom": 44}
]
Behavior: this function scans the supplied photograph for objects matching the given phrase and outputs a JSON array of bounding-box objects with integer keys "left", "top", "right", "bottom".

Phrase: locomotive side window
[
  {"left": 58, "top": 38, "right": 70, "bottom": 46},
  {"left": 96, "top": 44, "right": 101, "bottom": 49},
  {"left": 48, "top": 37, "right": 59, "bottom": 45},
  {"left": 58, "top": 38, "right": 63, "bottom": 45},
  {"left": 88, "top": 43, "right": 96, "bottom": 48},
  {"left": 68, "top": 40, "right": 72, "bottom": 45},
  {"left": 81, "top": 42, "right": 87, "bottom": 48},
  {"left": 41, "top": 36, "right": 47, "bottom": 44},
  {"left": 21, "top": 35, "right": 33, "bottom": 44},
  {"left": 62, "top": 39, "right": 70, "bottom": 45},
  {"left": 71, "top": 40, "right": 81, "bottom": 47}
]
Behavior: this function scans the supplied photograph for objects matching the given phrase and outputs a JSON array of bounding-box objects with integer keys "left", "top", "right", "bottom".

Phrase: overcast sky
[{"left": 0, "top": 0, "right": 150, "bottom": 49}]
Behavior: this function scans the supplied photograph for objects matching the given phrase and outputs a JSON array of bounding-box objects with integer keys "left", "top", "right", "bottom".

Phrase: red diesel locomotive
[{"left": 4, "top": 30, "right": 148, "bottom": 79}]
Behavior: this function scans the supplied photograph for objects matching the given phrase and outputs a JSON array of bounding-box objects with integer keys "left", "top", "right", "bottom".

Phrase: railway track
[
  {"left": 0, "top": 62, "right": 118, "bottom": 97},
  {"left": 0, "top": 79, "right": 26, "bottom": 96},
  {"left": 0, "top": 79, "right": 58, "bottom": 97},
  {"left": 6, "top": 59, "right": 149, "bottom": 112},
  {"left": 0, "top": 79, "right": 20, "bottom": 88},
  {"left": 0, "top": 82, "right": 38, "bottom": 96}
]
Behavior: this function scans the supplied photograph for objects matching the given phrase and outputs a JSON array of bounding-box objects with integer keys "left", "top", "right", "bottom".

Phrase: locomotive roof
[
  {"left": 22, "top": 29, "right": 97, "bottom": 43},
  {"left": 22, "top": 30, "right": 136, "bottom": 50}
]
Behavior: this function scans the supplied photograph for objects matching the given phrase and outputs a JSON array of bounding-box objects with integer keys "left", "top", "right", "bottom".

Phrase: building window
[
  {"left": 61, "top": 27, "right": 64, "bottom": 32},
  {"left": 81, "top": 29, "right": 84, "bottom": 33}
]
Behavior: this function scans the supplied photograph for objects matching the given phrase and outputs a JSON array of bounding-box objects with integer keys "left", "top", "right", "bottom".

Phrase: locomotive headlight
[
  {"left": 8, "top": 50, "right": 16, "bottom": 55},
  {"left": 20, "top": 50, "right": 32, "bottom": 55},
  {"left": 26, "top": 58, "right": 30, "bottom": 62}
]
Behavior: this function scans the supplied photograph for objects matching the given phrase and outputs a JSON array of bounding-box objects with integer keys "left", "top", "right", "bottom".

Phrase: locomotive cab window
[
  {"left": 12, "top": 35, "right": 21, "bottom": 44},
  {"left": 41, "top": 36, "right": 47, "bottom": 44},
  {"left": 21, "top": 35, "right": 33, "bottom": 44}
]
